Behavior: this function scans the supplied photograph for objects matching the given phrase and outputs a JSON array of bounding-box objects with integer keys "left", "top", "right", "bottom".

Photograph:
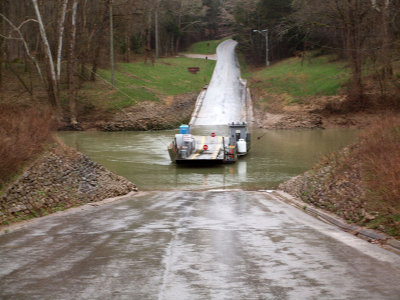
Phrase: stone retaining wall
[{"left": 0, "top": 144, "right": 137, "bottom": 224}]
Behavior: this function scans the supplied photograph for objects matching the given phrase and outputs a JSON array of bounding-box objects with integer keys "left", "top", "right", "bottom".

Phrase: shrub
[
  {"left": 0, "top": 105, "right": 54, "bottom": 188},
  {"left": 358, "top": 115, "right": 400, "bottom": 210},
  {"left": 297, "top": 114, "right": 400, "bottom": 237}
]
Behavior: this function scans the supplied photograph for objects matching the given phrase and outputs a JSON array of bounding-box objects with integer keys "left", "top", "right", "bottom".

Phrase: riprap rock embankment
[{"left": 0, "top": 144, "right": 137, "bottom": 224}]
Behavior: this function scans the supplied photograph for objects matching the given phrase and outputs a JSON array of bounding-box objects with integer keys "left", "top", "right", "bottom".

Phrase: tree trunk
[
  {"left": 45, "top": 63, "right": 58, "bottom": 108},
  {"left": 109, "top": 0, "right": 114, "bottom": 88},
  {"left": 175, "top": 36, "right": 181, "bottom": 54},
  {"left": 155, "top": 1, "right": 159, "bottom": 59},
  {"left": 125, "top": 33, "right": 130, "bottom": 62},
  {"left": 32, "top": 0, "right": 61, "bottom": 113},
  {"left": 90, "top": 45, "right": 100, "bottom": 81},
  {"left": 344, "top": 0, "right": 364, "bottom": 109},
  {"left": 0, "top": 1, "right": 3, "bottom": 94},
  {"left": 90, "top": 0, "right": 109, "bottom": 81},
  {"left": 147, "top": 10, "right": 151, "bottom": 50},
  {"left": 78, "top": 0, "right": 89, "bottom": 80},
  {"left": 68, "top": 0, "right": 79, "bottom": 126},
  {"left": 57, "top": 0, "right": 69, "bottom": 81},
  {"left": 175, "top": 7, "right": 182, "bottom": 53},
  {"left": 348, "top": 49, "right": 364, "bottom": 106},
  {"left": 380, "top": 1, "right": 392, "bottom": 79}
]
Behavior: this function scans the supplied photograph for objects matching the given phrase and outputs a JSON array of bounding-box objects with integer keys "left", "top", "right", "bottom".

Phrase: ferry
[{"left": 168, "top": 122, "right": 250, "bottom": 164}]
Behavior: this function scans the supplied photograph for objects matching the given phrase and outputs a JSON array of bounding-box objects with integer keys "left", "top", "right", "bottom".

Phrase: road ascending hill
[{"left": 191, "top": 39, "right": 247, "bottom": 126}]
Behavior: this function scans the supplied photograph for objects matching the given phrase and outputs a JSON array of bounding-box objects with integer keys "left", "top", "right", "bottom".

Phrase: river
[{"left": 59, "top": 126, "right": 356, "bottom": 191}]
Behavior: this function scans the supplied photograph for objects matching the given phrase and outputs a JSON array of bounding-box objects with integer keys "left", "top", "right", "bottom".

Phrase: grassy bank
[
  {"left": 186, "top": 38, "right": 228, "bottom": 54},
  {"left": 2, "top": 56, "right": 216, "bottom": 114},
  {"left": 247, "top": 55, "right": 349, "bottom": 105},
  {"left": 79, "top": 57, "right": 216, "bottom": 111}
]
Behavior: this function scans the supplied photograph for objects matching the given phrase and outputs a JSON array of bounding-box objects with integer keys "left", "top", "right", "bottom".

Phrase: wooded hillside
[
  {"left": 0, "top": 0, "right": 223, "bottom": 124},
  {"left": 1, "top": 0, "right": 399, "bottom": 122}
]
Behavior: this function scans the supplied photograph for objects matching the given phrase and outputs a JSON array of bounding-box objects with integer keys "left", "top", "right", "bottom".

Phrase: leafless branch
[{"left": 0, "top": 12, "right": 44, "bottom": 82}]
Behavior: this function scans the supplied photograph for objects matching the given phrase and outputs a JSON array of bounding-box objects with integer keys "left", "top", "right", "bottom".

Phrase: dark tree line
[{"left": 229, "top": 0, "right": 296, "bottom": 64}]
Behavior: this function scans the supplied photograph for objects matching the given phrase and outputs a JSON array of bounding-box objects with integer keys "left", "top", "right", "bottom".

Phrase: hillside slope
[{"left": 280, "top": 116, "right": 400, "bottom": 238}]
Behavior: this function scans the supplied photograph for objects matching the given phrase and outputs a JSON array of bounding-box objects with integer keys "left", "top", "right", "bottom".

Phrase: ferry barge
[{"left": 168, "top": 122, "right": 250, "bottom": 164}]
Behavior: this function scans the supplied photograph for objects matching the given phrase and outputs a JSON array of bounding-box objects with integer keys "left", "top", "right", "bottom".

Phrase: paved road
[
  {"left": 191, "top": 39, "right": 246, "bottom": 125},
  {"left": 1, "top": 190, "right": 400, "bottom": 299}
]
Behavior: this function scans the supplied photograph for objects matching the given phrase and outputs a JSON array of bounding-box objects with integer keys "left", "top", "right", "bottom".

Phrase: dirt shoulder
[
  {"left": 65, "top": 92, "right": 197, "bottom": 131},
  {"left": 251, "top": 90, "right": 397, "bottom": 129},
  {"left": 180, "top": 53, "right": 217, "bottom": 60}
]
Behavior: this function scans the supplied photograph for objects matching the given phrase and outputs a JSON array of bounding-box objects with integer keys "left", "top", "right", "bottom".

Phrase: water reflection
[{"left": 58, "top": 127, "right": 356, "bottom": 191}]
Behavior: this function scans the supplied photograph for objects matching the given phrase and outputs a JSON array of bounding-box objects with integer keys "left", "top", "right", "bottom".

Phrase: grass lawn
[
  {"left": 80, "top": 57, "right": 216, "bottom": 110},
  {"left": 185, "top": 38, "right": 229, "bottom": 54},
  {"left": 248, "top": 55, "right": 349, "bottom": 103}
]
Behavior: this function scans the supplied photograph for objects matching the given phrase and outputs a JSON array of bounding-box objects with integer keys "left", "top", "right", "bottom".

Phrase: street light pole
[
  {"left": 264, "top": 29, "right": 269, "bottom": 68},
  {"left": 253, "top": 29, "right": 269, "bottom": 69}
]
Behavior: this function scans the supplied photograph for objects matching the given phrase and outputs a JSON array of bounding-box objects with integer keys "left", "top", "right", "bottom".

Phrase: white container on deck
[
  {"left": 237, "top": 139, "right": 247, "bottom": 154},
  {"left": 175, "top": 134, "right": 183, "bottom": 146}
]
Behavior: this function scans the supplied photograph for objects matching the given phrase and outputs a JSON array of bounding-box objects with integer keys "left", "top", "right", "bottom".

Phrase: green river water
[{"left": 58, "top": 126, "right": 356, "bottom": 191}]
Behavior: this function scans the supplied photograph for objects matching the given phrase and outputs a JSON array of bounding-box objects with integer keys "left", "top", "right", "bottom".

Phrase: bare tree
[
  {"left": 0, "top": 0, "right": 4, "bottom": 94},
  {"left": 292, "top": 0, "right": 376, "bottom": 107},
  {"left": 56, "top": 0, "right": 69, "bottom": 81},
  {"left": 155, "top": 0, "right": 160, "bottom": 58},
  {"left": 0, "top": 13, "right": 44, "bottom": 83},
  {"left": 90, "top": 0, "right": 110, "bottom": 81},
  {"left": 32, "top": 0, "right": 60, "bottom": 111},
  {"left": 171, "top": 0, "right": 206, "bottom": 53},
  {"left": 0, "top": 0, "right": 234, "bottom": 118},
  {"left": 68, "top": 0, "right": 79, "bottom": 126}
]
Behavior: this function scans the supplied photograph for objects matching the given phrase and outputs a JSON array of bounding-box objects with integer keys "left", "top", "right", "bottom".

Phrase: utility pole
[
  {"left": 109, "top": 0, "right": 115, "bottom": 88},
  {"left": 253, "top": 29, "right": 269, "bottom": 69}
]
